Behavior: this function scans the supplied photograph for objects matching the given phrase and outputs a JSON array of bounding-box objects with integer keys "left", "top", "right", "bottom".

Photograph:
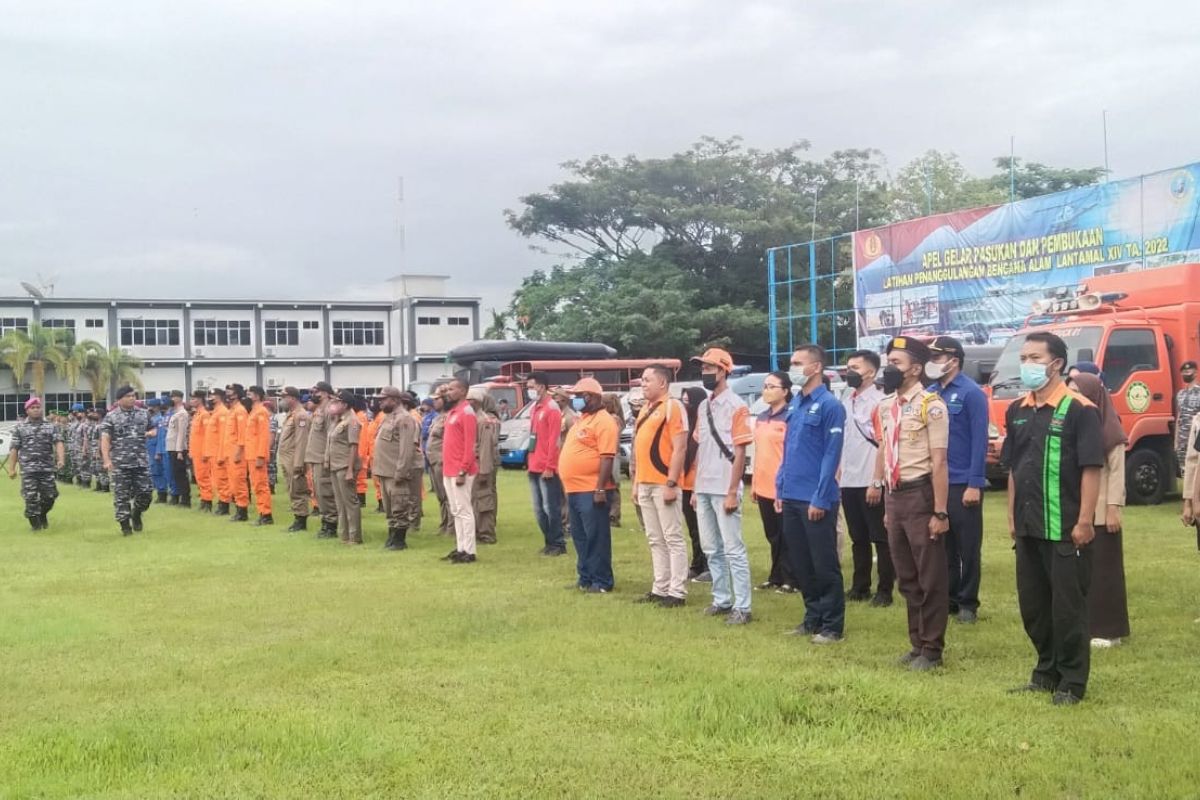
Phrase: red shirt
[
  {"left": 527, "top": 397, "right": 562, "bottom": 473},
  {"left": 442, "top": 402, "right": 479, "bottom": 477}
]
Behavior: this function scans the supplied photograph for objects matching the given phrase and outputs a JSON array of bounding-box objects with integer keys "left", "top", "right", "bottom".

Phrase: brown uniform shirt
[
  {"left": 878, "top": 383, "right": 949, "bottom": 485},
  {"left": 426, "top": 412, "right": 447, "bottom": 466},
  {"left": 372, "top": 409, "right": 417, "bottom": 479},
  {"left": 304, "top": 403, "right": 330, "bottom": 463},
  {"left": 475, "top": 411, "right": 500, "bottom": 476},
  {"left": 325, "top": 411, "right": 361, "bottom": 472},
  {"left": 277, "top": 407, "right": 310, "bottom": 473}
]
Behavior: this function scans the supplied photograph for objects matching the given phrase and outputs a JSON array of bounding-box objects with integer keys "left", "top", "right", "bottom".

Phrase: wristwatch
[
  {"left": 871, "top": 480, "right": 885, "bottom": 490},
  {"left": 933, "top": 511, "right": 949, "bottom": 521},
  {"left": 666, "top": 479, "right": 678, "bottom": 489}
]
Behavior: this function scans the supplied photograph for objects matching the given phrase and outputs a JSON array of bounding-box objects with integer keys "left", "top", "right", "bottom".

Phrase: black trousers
[
  {"left": 757, "top": 497, "right": 796, "bottom": 586},
  {"left": 841, "top": 487, "right": 894, "bottom": 596},
  {"left": 945, "top": 484, "right": 984, "bottom": 613},
  {"left": 681, "top": 489, "right": 707, "bottom": 574},
  {"left": 1015, "top": 537, "right": 1092, "bottom": 698},
  {"left": 169, "top": 452, "right": 191, "bottom": 505}
]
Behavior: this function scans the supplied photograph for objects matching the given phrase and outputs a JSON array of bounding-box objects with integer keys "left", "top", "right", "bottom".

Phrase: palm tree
[
  {"left": 483, "top": 308, "right": 511, "bottom": 340},
  {"left": 70, "top": 340, "right": 109, "bottom": 402},
  {"left": 0, "top": 324, "right": 69, "bottom": 397},
  {"left": 104, "top": 345, "right": 144, "bottom": 399}
]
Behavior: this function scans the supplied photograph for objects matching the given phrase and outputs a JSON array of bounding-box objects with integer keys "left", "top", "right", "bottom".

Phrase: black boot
[
  {"left": 394, "top": 528, "right": 408, "bottom": 550},
  {"left": 120, "top": 520, "right": 133, "bottom": 536},
  {"left": 199, "top": 500, "right": 212, "bottom": 512},
  {"left": 229, "top": 506, "right": 248, "bottom": 522},
  {"left": 156, "top": 491, "right": 167, "bottom": 504},
  {"left": 39, "top": 513, "right": 49, "bottom": 529},
  {"left": 317, "top": 522, "right": 337, "bottom": 539},
  {"left": 131, "top": 511, "right": 143, "bottom": 532},
  {"left": 214, "top": 502, "right": 230, "bottom": 516},
  {"left": 29, "top": 515, "right": 42, "bottom": 531},
  {"left": 178, "top": 498, "right": 191, "bottom": 509},
  {"left": 287, "top": 516, "right": 307, "bottom": 533},
  {"left": 168, "top": 495, "right": 178, "bottom": 505},
  {"left": 80, "top": 478, "right": 91, "bottom": 490},
  {"left": 254, "top": 514, "right": 274, "bottom": 527},
  {"left": 357, "top": 492, "right": 366, "bottom": 507},
  {"left": 384, "top": 528, "right": 398, "bottom": 550},
  {"left": 94, "top": 482, "right": 105, "bottom": 493},
  {"left": 375, "top": 500, "right": 384, "bottom": 514}
]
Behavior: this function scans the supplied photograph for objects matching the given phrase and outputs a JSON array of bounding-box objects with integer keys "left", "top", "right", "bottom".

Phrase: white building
[{"left": 0, "top": 274, "right": 479, "bottom": 419}]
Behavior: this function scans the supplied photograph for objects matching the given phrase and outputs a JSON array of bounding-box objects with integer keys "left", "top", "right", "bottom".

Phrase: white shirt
[{"left": 840, "top": 384, "right": 883, "bottom": 488}]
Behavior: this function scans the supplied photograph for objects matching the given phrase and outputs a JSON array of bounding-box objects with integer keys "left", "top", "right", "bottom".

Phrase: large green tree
[{"left": 0, "top": 324, "right": 70, "bottom": 397}]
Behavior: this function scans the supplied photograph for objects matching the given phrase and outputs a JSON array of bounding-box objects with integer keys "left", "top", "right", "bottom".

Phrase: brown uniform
[
  {"left": 373, "top": 408, "right": 419, "bottom": 538},
  {"left": 878, "top": 383, "right": 950, "bottom": 661},
  {"left": 325, "top": 410, "right": 362, "bottom": 543},
  {"left": 473, "top": 409, "right": 501, "bottom": 542},
  {"left": 426, "top": 412, "right": 453, "bottom": 535},
  {"left": 304, "top": 402, "right": 337, "bottom": 531},
  {"left": 277, "top": 405, "right": 312, "bottom": 517}
]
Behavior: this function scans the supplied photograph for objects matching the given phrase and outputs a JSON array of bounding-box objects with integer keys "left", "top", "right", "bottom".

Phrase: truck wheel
[{"left": 1125, "top": 448, "right": 1166, "bottom": 506}]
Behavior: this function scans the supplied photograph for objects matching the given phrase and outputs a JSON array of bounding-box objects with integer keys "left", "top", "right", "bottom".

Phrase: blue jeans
[
  {"left": 695, "top": 493, "right": 752, "bottom": 612},
  {"left": 567, "top": 492, "right": 614, "bottom": 591},
  {"left": 529, "top": 473, "right": 565, "bottom": 549},
  {"left": 782, "top": 500, "right": 845, "bottom": 636}
]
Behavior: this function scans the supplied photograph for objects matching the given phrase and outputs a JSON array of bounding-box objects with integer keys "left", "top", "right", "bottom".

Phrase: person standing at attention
[
  {"left": 1002, "top": 332, "right": 1104, "bottom": 705},
  {"left": 559, "top": 378, "right": 620, "bottom": 593},
  {"left": 441, "top": 379, "right": 479, "bottom": 564},
  {"left": 776, "top": 345, "right": 846, "bottom": 644},
  {"left": 840, "top": 350, "right": 894, "bottom": 607},
  {"left": 751, "top": 371, "right": 797, "bottom": 593},
  {"left": 632, "top": 364, "right": 689, "bottom": 608},
  {"left": 525, "top": 371, "right": 566, "bottom": 557},
  {"left": 927, "top": 336, "right": 989, "bottom": 624},
  {"left": 871, "top": 337, "right": 950, "bottom": 671}
]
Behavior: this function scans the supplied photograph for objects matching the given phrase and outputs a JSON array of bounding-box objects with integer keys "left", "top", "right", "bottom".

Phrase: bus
[{"left": 498, "top": 359, "right": 682, "bottom": 393}]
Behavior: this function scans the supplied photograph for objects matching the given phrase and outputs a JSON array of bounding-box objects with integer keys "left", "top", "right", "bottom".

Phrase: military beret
[
  {"left": 70, "top": 403, "right": 85, "bottom": 412},
  {"left": 886, "top": 336, "right": 931, "bottom": 363},
  {"left": 114, "top": 385, "right": 136, "bottom": 400},
  {"left": 146, "top": 397, "right": 161, "bottom": 407}
]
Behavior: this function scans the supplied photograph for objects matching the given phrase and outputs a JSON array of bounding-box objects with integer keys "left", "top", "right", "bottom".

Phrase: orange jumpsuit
[
  {"left": 354, "top": 409, "right": 371, "bottom": 496},
  {"left": 208, "top": 402, "right": 231, "bottom": 503},
  {"left": 225, "top": 402, "right": 251, "bottom": 509},
  {"left": 246, "top": 401, "right": 272, "bottom": 516},
  {"left": 190, "top": 406, "right": 212, "bottom": 502}
]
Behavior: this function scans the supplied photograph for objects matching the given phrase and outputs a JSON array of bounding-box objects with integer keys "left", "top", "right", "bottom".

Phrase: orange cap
[
  {"left": 569, "top": 377, "right": 604, "bottom": 395},
  {"left": 691, "top": 347, "right": 734, "bottom": 373}
]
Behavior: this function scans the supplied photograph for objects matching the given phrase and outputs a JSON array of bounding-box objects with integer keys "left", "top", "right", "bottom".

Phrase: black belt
[{"left": 891, "top": 474, "right": 932, "bottom": 493}]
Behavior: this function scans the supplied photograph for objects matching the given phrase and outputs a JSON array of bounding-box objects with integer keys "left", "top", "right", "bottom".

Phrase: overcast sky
[{"left": 2, "top": 0, "right": 1197, "bottom": 313}]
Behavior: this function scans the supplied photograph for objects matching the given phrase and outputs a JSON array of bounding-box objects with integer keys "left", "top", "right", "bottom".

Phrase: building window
[
  {"left": 42, "top": 318, "right": 76, "bottom": 345},
  {"left": 338, "top": 387, "right": 384, "bottom": 400},
  {"left": 84, "top": 318, "right": 104, "bottom": 328},
  {"left": 0, "top": 317, "right": 29, "bottom": 335},
  {"left": 120, "top": 319, "right": 180, "bottom": 347},
  {"left": 447, "top": 316, "right": 470, "bottom": 326},
  {"left": 417, "top": 316, "right": 440, "bottom": 326},
  {"left": 193, "top": 319, "right": 252, "bottom": 347},
  {"left": 332, "top": 320, "right": 385, "bottom": 346},
  {"left": 302, "top": 320, "right": 320, "bottom": 330},
  {"left": 264, "top": 320, "right": 299, "bottom": 347}
]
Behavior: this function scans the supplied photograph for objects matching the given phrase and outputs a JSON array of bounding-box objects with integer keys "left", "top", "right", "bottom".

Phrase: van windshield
[{"left": 990, "top": 326, "right": 1103, "bottom": 399}]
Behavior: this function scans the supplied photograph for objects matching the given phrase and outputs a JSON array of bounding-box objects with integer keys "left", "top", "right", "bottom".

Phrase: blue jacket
[
  {"left": 775, "top": 384, "right": 845, "bottom": 510},
  {"left": 931, "top": 373, "right": 989, "bottom": 488}
]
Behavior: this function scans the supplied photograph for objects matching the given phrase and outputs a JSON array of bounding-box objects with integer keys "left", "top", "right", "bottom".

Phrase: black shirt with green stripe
[{"left": 1001, "top": 387, "right": 1105, "bottom": 541}]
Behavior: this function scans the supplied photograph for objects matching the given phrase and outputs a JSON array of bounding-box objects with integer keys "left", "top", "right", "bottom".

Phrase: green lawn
[{"left": 2, "top": 471, "right": 1198, "bottom": 799}]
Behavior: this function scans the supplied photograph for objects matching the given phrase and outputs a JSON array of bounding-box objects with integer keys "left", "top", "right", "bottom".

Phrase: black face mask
[
  {"left": 881, "top": 365, "right": 905, "bottom": 394},
  {"left": 845, "top": 371, "right": 864, "bottom": 390},
  {"left": 701, "top": 374, "right": 719, "bottom": 392},
  {"left": 1184, "top": 373, "right": 1196, "bottom": 384}
]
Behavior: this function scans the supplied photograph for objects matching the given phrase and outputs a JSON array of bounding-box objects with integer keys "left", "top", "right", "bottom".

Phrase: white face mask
[
  {"left": 925, "top": 361, "right": 947, "bottom": 380},
  {"left": 527, "top": 389, "right": 539, "bottom": 402},
  {"left": 789, "top": 363, "right": 815, "bottom": 385}
]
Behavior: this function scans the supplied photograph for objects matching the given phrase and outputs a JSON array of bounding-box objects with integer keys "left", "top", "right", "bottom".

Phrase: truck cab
[{"left": 987, "top": 263, "right": 1200, "bottom": 505}]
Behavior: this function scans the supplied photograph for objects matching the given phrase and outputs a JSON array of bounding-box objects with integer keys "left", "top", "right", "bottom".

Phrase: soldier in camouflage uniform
[
  {"left": 99, "top": 386, "right": 156, "bottom": 535},
  {"left": 87, "top": 409, "right": 110, "bottom": 492},
  {"left": 6, "top": 397, "right": 65, "bottom": 530},
  {"left": 267, "top": 401, "right": 280, "bottom": 493},
  {"left": 68, "top": 404, "right": 90, "bottom": 487}
]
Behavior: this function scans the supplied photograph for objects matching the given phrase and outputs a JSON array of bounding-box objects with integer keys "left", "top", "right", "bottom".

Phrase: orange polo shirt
[
  {"left": 751, "top": 405, "right": 790, "bottom": 500},
  {"left": 559, "top": 409, "right": 619, "bottom": 494},
  {"left": 633, "top": 397, "right": 687, "bottom": 485}
]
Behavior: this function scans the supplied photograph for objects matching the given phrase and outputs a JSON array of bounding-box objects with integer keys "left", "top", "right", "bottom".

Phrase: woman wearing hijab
[
  {"left": 680, "top": 386, "right": 710, "bottom": 582},
  {"left": 1067, "top": 372, "right": 1130, "bottom": 647}
]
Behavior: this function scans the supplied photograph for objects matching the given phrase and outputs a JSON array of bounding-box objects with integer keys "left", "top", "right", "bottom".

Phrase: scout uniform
[
  {"left": 371, "top": 387, "right": 418, "bottom": 550},
  {"left": 470, "top": 389, "right": 502, "bottom": 544},
  {"left": 877, "top": 337, "right": 950, "bottom": 667},
  {"left": 325, "top": 392, "right": 363, "bottom": 544},
  {"left": 1002, "top": 379, "right": 1104, "bottom": 701},
  {"left": 275, "top": 387, "right": 312, "bottom": 531},
  {"left": 247, "top": 394, "right": 273, "bottom": 524},
  {"left": 98, "top": 388, "right": 155, "bottom": 534},
  {"left": 304, "top": 384, "right": 339, "bottom": 538},
  {"left": 189, "top": 394, "right": 213, "bottom": 510},
  {"left": 8, "top": 398, "right": 64, "bottom": 530}
]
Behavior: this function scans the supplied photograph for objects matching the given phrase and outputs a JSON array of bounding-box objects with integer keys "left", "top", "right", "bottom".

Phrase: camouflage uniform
[
  {"left": 10, "top": 417, "right": 63, "bottom": 522},
  {"left": 87, "top": 417, "right": 110, "bottom": 491},
  {"left": 69, "top": 416, "right": 91, "bottom": 485},
  {"left": 267, "top": 413, "right": 280, "bottom": 491},
  {"left": 98, "top": 406, "right": 154, "bottom": 524}
]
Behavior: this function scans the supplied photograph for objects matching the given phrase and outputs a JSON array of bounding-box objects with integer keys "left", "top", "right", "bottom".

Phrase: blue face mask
[
  {"left": 571, "top": 397, "right": 586, "bottom": 412},
  {"left": 1020, "top": 362, "right": 1050, "bottom": 391}
]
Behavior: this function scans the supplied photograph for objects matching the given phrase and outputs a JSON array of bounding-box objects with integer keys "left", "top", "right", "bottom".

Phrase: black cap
[
  {"left": 191, "top": 389, "right": 207, "bottom": 399},
  {"left": 114, "top": 385, "right": 136, "bottom": 400},
  {"left": 335, "top": 389, "right": 357, "bottom": 406},
  {"left": 226, "top": 383, "right": 245, "bottom": 398},
  {"left": 928, "top": 336, "right": 965, "bottom": 362},
  {"left": 247, "top": 385, "right": 265, "bottom": 398},
  {"left": 275, "top": 386, "right": 301, "bottom": 399},
  {"left": 886, "top": 336, "right": 932, "bottom": 363},
  {"left": 312, "top": 381, "right": 334, "bottom": 395},
  {"left": 1182, "top": 361, "right": 1198, "bottom": 371},
  {"left": 208, "top": 386, "right": 224, "bottom": 397}
]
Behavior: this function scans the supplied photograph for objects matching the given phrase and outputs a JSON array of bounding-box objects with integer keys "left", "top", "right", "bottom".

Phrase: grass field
[{"left": 2, "top": 471, "right": 1199, "bottom": 799}]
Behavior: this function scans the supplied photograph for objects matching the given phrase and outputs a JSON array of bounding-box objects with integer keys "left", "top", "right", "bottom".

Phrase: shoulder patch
[{"left": 927, "top": 405, "right": 945, "bottom": 419}]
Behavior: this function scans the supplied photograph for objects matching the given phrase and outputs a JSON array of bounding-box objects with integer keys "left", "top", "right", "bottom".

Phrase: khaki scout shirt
[
  {"left": 325, "top": 411, "right": 361, "bottom": 472},
  {"left": 426, "top": 412, "right": 447, "bottom": 466},
  {"left": 304, "top": 402, "right": 330, "bottom": 464},
  {"left": 278, "top": 407, "right": 310, "bottom": 473},
  {"left": 372, "top": 410, "right": 417, "bottom": 479},
  {"left": 878, "top": 382, "right": 949, "bottom": 486}
]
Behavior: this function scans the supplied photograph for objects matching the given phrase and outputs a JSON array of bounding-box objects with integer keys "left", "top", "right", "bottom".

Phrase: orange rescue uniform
[
  {"left": 225, "top": 402, "right": 251, "bottom": 509},
  {"left": 208, "top": 402, "right": 231, "bottom": 503},
  {"left": 190, "top": 406, "right": 212, "bottom": 502},
  {"left": 246, "top": 401, "right": 273, "bottom": 516}
]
